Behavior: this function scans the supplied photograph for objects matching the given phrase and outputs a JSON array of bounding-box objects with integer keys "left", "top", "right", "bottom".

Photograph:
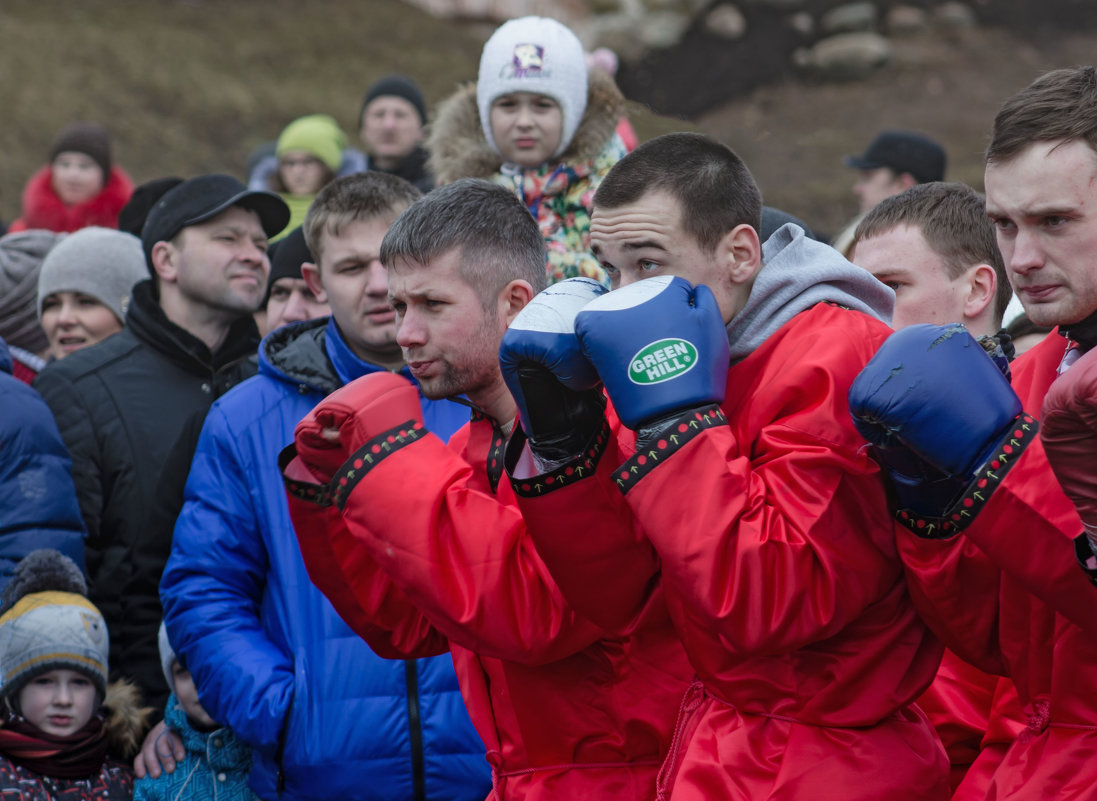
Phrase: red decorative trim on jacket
[
  {"left": 615, "top": 405, "right": 728, "bottom": 495},
  {"left": 507, "top": 419, "right": 611, "bottom": 498},
  {"left": 329, "top": 421, "right": 426, "bottom": 510},
  {"left": 896, "top": 413, "right": 1038, "bottom": 539}
]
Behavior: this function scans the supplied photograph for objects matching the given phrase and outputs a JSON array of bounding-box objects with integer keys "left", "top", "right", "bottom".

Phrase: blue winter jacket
[
  {"left": 133, "top": 693, "right": 256, "bottom": 801},
  {"left": 160, "top": 318, "right": 489, "bottom": 801},
  {"left": 0, "top": 337, "right": 84, "bottom": 591}
]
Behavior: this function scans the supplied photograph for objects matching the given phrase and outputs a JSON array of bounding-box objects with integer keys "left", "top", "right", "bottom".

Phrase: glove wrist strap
[
  {"left": 616, "top": 404, "right": 727, "bottom": 495},
  {"left": 506, "top": 418, "right": 611, "bottom": 498},
  {"left": 896, "top": 412, "right": 1037, "bottom": 539}
]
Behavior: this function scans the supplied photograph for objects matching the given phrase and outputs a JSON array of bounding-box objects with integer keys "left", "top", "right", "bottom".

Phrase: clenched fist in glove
[
  {"left": 849, "top": 323, "right": 1023, "bottom": 518},
  {"left": 1042, "top": 346, "right": 1097, "bottom": 550},
  {"left": 293, "top": 371, "right": 424, "bottom": 484},
  {"left": 499, "top": 277, "right": 607, "bottom": 466},
  {"left": 575, "top": 275, "right": 730, "bottom": 431}
]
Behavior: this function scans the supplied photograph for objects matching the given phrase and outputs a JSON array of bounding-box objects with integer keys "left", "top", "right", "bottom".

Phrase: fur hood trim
[
  {"left": 102, "top": 678, "right": 153, "bottom": 761},
  {"left": 428, "top": 69, "right": 625, "bottom": 185}
]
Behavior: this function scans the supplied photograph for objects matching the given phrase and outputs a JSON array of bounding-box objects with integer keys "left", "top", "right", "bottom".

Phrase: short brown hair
[
  {"left": 303, "top": 172, "right": 421, "bottom": 266},
  {"left": 987, "top": 66, "right": 1097, "bottom": 164},
  {"left": 379, "top": 178, "right": 547, "bottom": 309},
  {"left": 853, "top": 182, "right": 1011, "bottom": 324},
  {"left": 593, "top": 132, "right": 762, "bottom": 254}
]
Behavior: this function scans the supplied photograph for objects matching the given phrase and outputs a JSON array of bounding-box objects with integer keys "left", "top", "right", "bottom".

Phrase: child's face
[
  {"left": 17, "top": 669, "right": 97, "bottom": 737},
  {"left": 172, "top": 661, "right": 217, "bottom": 730},
  {"left": 490, "top": 92, "right": 564, "bottom": 168}
]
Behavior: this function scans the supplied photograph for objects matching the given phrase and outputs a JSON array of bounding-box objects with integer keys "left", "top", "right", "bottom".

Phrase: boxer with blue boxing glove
[
  {"left": 499, "top": 277, "right": 607, "bottom": 468},
  {"left": 575, "top": 275, "right": 730, "bottom": 442},
  {"left": 849, "top": 323, "right": 1027, "bottom": 525}
]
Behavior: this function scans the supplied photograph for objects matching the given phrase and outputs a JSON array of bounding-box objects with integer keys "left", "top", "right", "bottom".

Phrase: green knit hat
[{"left": 276, "top": 114, "right": 347, "bottom": 172}]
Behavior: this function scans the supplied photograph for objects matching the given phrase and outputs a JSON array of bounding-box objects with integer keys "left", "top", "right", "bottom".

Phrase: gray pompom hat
[{"left": 0, "top": 550, "right": 109, "bottom": 699}]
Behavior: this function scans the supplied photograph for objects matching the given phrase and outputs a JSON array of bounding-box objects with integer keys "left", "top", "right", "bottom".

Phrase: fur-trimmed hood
[
  {"left": 101, "top": 678, "right": 153, "bottom": 761},
  {"left": 428, "top": 68, "right": 625, "bottom": 185}
]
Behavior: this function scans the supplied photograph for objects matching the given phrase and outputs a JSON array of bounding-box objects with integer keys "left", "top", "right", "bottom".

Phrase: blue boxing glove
[
  {"left": 849, "top": 323, "right": 1023, "bottom": 518},
  {"left": 575, "top": 275, "right": 730, "bottom": 431},
  {"left": 499, "top": 277, "right": 607, "bottom": 465}
]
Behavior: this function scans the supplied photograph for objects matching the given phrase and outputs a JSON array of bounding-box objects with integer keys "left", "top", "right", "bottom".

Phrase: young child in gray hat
[
  {"left": 132, "top": 625, "right": 257, "bottom": 801},
  {"left": 0, "top": 549, "right": 148, "bottom": 800}
]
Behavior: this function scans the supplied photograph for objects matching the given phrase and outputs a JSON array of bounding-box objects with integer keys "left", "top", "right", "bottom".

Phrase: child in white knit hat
[
  {"left": 0, "top": 549, "right": 147, "bottom": 800},
  {"left": 428, "top": 15, "right": 629, "bottom": 285}
]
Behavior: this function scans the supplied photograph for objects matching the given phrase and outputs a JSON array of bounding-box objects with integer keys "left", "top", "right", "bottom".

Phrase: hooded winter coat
[
  {"left": 132, "top": 693, "right": 255, "bottom": 801},
  {"left": 428, "top": 69, "right": 627, "bottom": 286},
  {"left": 8, "top": 166, "right": 134, "bottom": 234},
  {"left": 511, "top": 227, "right": 950, "bottom": 800},
  {"left": 0, "top": 338, "right": 84, "bottom": 591},
  {"left": 160, "top": 317, "right": 489, "bottom": 801}
]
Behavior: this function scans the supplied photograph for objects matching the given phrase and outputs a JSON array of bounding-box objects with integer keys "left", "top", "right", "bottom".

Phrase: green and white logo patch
[{"left": 628, "top": 338, "right": 698, "bottom": 385}]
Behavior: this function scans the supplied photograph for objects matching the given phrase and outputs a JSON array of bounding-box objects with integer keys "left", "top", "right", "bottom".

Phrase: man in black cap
[
  {"left": 359, "top": 74, "right": 435, "bottom": 192},
  {"left": 831, "top": 129, "right": 947, "bottom": 255},
  {"left": 33, "top": 174, "right": 289, "bottom": 707}
]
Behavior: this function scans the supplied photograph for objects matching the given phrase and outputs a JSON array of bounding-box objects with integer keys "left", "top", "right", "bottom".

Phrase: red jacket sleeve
[
  {"left": 624, "top": 413, "right": 904, "bottom": 657},
  {"left": 324, "top": 428, "right": 609, "bottom": 665},
  {"left": 283, "top": 452, "right": 449, "bottom": 659}
]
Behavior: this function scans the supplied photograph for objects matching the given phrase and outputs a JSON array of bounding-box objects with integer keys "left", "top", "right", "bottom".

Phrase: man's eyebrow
[{"left": 622, "top": 239, "right": 668, "bottom": 252}]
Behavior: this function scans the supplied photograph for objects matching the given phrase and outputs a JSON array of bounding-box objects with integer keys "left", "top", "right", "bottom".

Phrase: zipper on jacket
[{"left": 404, "top": 659, "right": 426, "bottom": 801}]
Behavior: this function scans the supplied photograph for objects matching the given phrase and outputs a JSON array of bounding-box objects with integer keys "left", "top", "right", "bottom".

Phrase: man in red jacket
[
  {"left": 850, "top": 66, "right": 1097, "bottom": 800},
  {"left": 500, "top": 133, "right": 947, "bottom": 800},
  {"left": 282, "top": 177, "right": 695, "bottom": 800}
]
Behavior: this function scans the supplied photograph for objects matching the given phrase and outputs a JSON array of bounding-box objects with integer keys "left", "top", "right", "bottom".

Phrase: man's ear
[
  {"left": 963, "top": 263, "right": 997, "bottom": 321},
  {"left": 150, "top": 241, "right": 177, "bottom": 284},
  {"left": 898, "top": 172, "right": 919, "bottom": 191},
  {"left": 722, "top": 223, "right": 762, "bottom": 285},
  {"left": 300, "top": 262, "right": 328, "bottom": 303},
  {"left": 497, "top": 279, "right": 536, "bottom": 326}
]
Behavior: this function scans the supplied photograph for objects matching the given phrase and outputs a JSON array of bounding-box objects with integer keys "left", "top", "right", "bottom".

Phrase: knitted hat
[
  {"left": 0, "top": 230, "right": 62, "bottom": 353},
  {"left": 264, "top": 225, "right": 313, "bottom": 305},
  {"left": 37, "top": 227, "right": 147, "bottom": 323},
  {"left": 158, "top": 622, "right": 177, "bottom": 696},
  {"left": 49, "top": 123, "right": 112, "bottom": 177},
  {"left": 118, "top": 176, "right": 184, "bottom": 236},
  {"left": 276, "top": 114, "right": 347, "bottom": 172},
  {"left": 361, "top": 75, "right": 428, "bottom": 126},
  {"left": 477, "top": 16, "right": 589, "bottom": 160},
  {"left": 0, "top": 550, "right": 109, "bottom": 699}
]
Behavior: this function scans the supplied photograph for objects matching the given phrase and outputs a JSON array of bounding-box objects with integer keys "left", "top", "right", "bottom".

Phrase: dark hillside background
[{"left": 0, "top": 0, "right": 1093, "bottom": 238}]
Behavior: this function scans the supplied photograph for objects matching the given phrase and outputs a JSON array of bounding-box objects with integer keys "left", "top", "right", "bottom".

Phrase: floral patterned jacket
[{"left": 428, "top": 69, "right": 628, "bottom": 286}]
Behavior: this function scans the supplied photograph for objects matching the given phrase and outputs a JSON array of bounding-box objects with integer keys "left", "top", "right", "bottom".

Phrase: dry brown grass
[{"left": 0, "top": 0, "right": 691, "bottom": 222}]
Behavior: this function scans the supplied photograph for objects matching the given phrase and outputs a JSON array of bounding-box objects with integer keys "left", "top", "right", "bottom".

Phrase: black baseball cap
[
  {"left": 140, "top": 173, "right": 290, "bottom": 269},
  {"left": 844, "top": 130, "right": 947, "bottom": 184}
]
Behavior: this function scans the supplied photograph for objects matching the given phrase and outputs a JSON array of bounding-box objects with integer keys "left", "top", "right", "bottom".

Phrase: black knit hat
[
  {"left": 49, "top": 123, "right": 112, "bottom": 177},
  {"left": 118, "top": 177, "right": 184, "bottom": 237},
  {"left": 361, "top": 75, "right": 428, "bottom": 126},
  {"left": 263, "top": 226, "right": 313, "bottom": 306}
]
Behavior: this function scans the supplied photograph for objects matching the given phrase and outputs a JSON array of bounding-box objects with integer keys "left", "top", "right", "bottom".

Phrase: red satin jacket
[
  {"left": 285, "top": 410, "right": 695, "bottom": 801},
  {"left": 897, "top": 330, "right": 1097, "bottom": 800},
  {"left": 514, "top": 303, "right": 948, "bottom": 800}
]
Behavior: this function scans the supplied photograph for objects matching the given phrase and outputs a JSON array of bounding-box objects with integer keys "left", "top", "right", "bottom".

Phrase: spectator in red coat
[{"left": 8, "top": 124, "right": 134, "bottom": 234}]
